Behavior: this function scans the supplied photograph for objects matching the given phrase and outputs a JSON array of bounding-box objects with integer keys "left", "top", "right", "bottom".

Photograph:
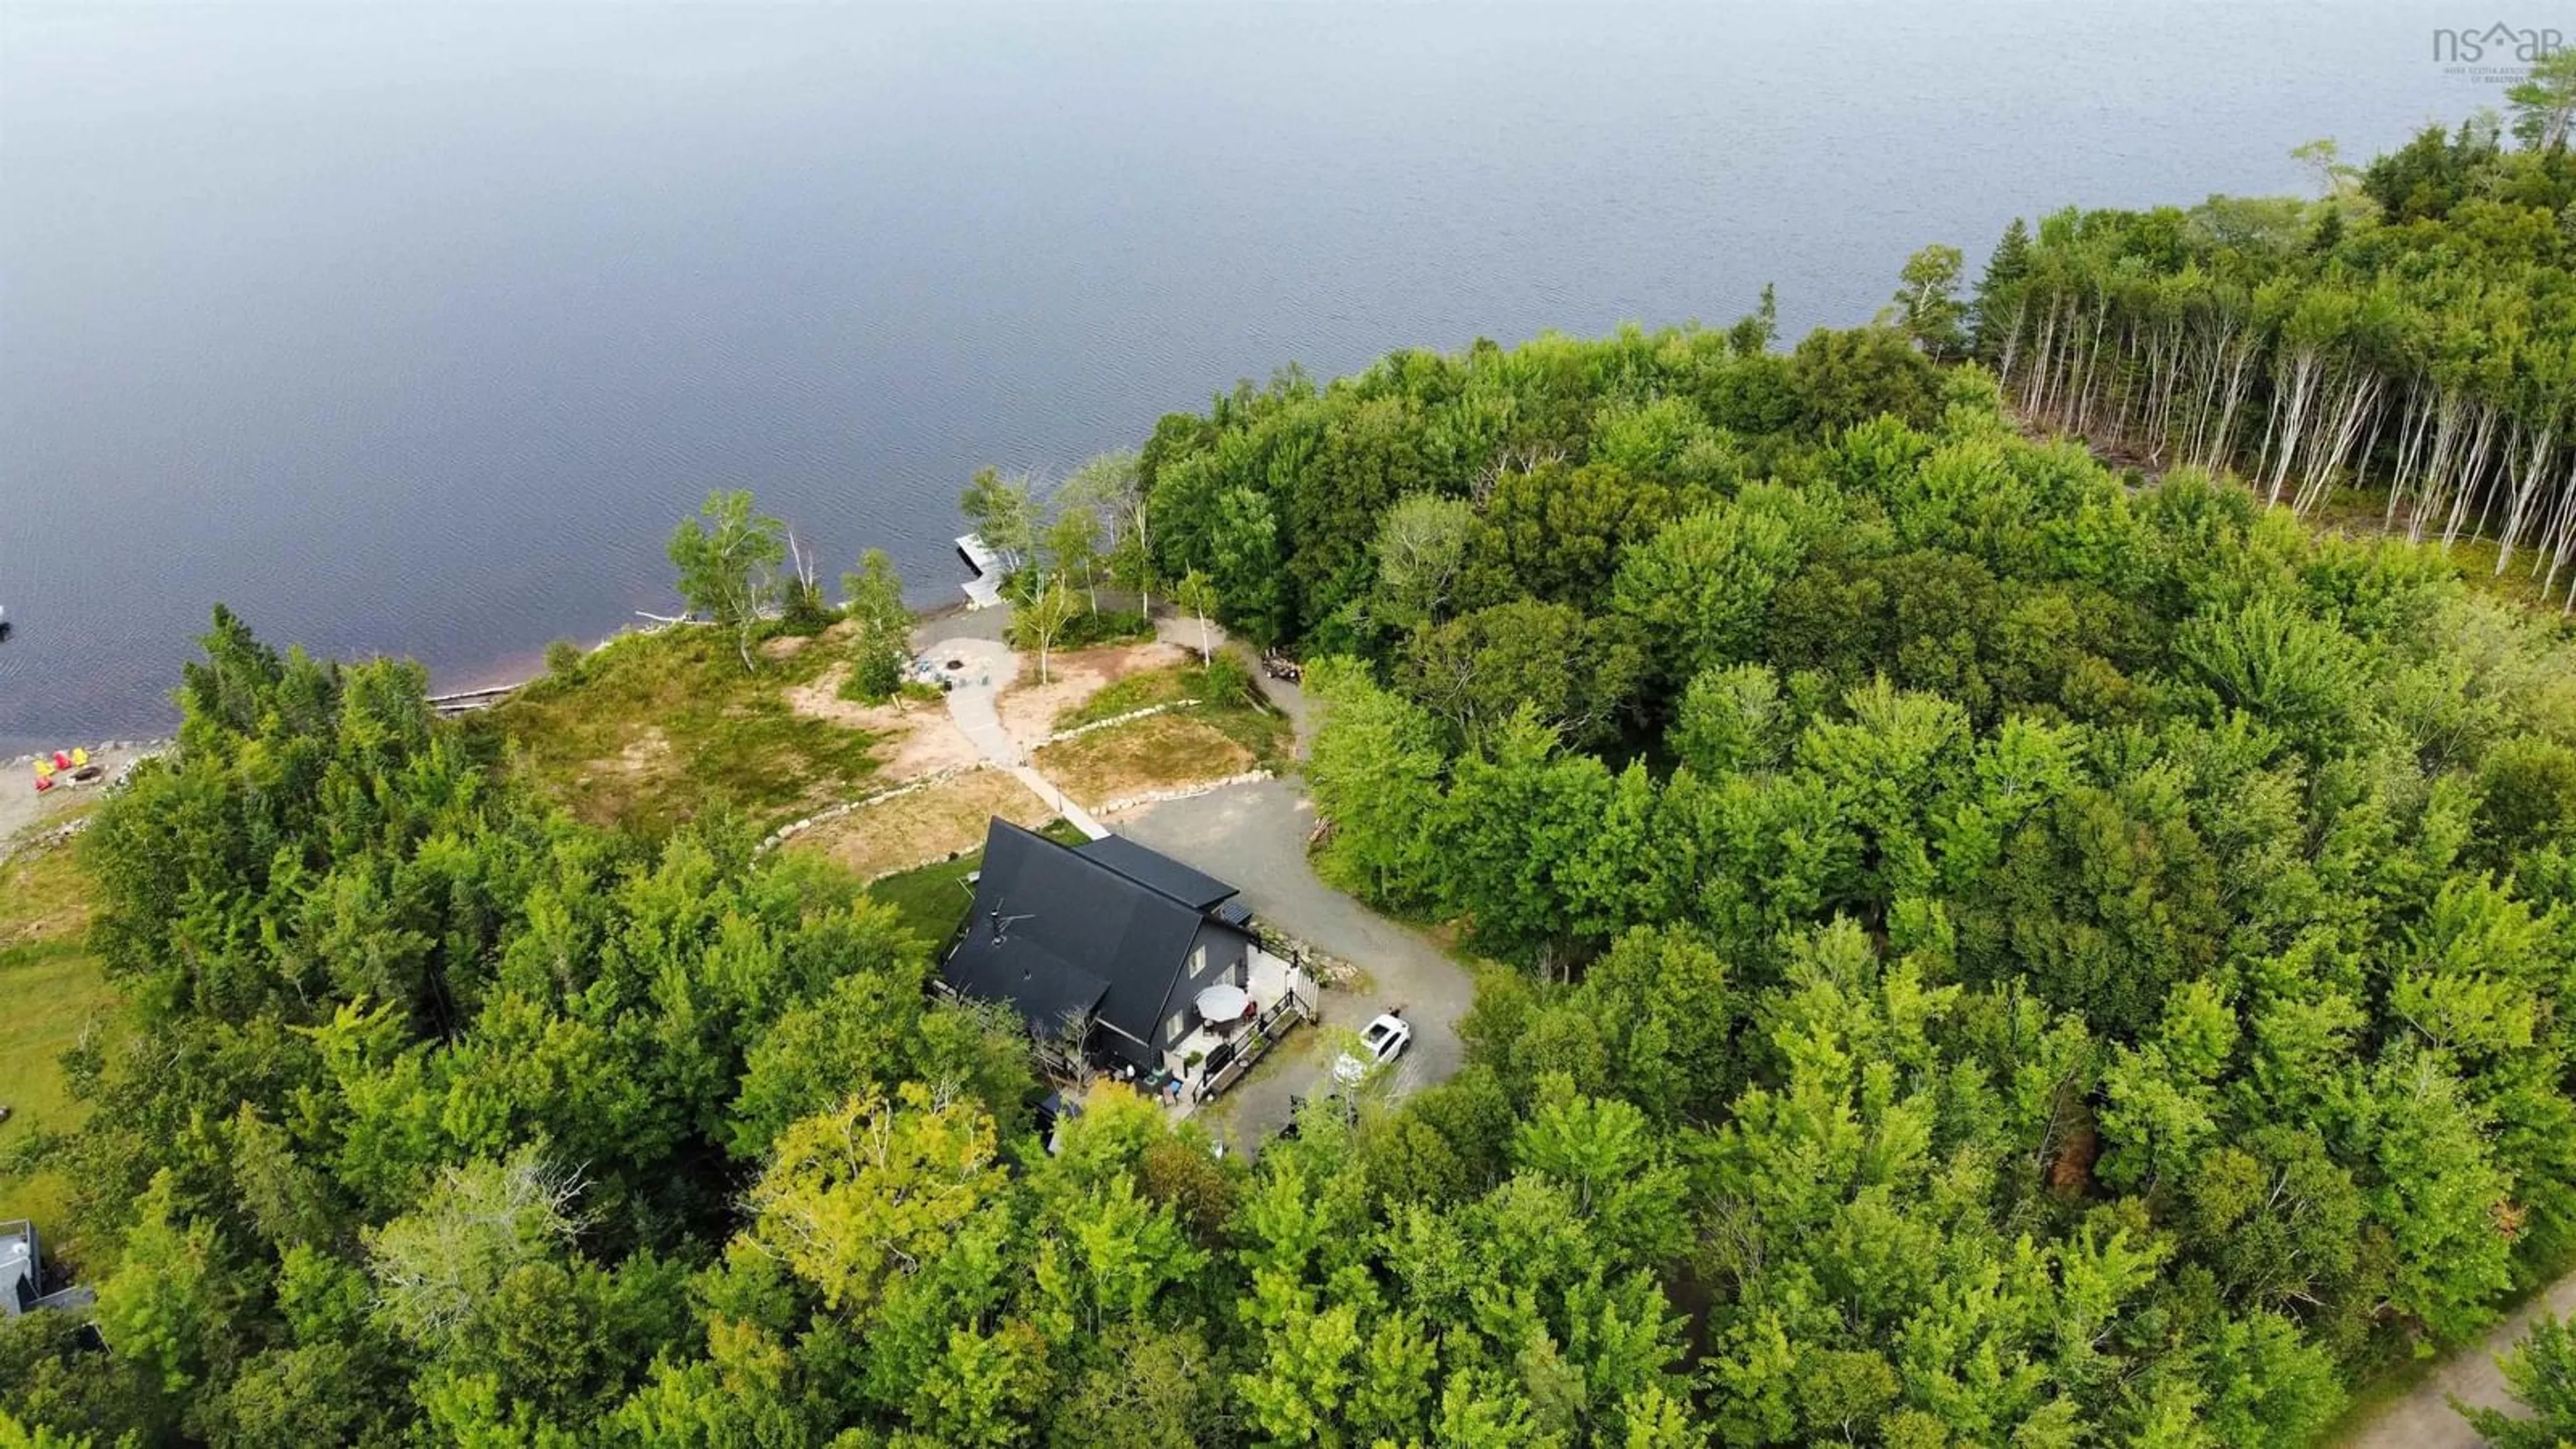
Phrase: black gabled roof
[
  {"left": 1075, "top": 834, "right": 1241, "bottom": 912},
  {"left": 941, "top": 919, "right": 1110, "bottom": 1042},
  {"left": 943, "top": 820, "right": 1240, "bottom": 1046}
]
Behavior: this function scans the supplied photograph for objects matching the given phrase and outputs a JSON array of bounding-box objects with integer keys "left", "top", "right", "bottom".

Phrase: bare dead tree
[{"left": 1034, "top": 1006, "right": 1099, "bottom": 1089}]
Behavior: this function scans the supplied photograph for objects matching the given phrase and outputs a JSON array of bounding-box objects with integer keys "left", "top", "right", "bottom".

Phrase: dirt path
[{"left": 2345, "top": 1271, "right": 2576, "bottom": 1447}]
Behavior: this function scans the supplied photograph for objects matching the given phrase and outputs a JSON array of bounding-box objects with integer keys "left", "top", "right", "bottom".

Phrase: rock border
[
  {"left": 756, "top": 699, "right": 1221, "bottom": 855},
  {"left": 1095, "top": 770, "right": 1273, "bottom": 818},
  {"left": 1037, "top": 700, "right": 1200, "bottom": 748},
  {"left": 756, "top": 761, "right": 1002, "bottom": 854}
]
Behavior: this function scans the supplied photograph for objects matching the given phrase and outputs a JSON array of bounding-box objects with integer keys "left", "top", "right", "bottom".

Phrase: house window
[
  {"left": 1191, "top": 945, "right": 1207, "bottom": 977},
  {"left": 1167, "top": 1010, "right": 1188, "bottom": 1042}
]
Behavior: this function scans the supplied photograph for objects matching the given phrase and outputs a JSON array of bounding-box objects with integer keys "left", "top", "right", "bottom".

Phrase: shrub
[
  {"left": 840, "top": 647, "right": 906, "bottom": 704},
  {"left": 1200, "top": 653, "right": 1256, "bottom": 709},
  {"left": 777, "top": 576, "right": 836, "bottom": 635},
  {"left": 1053, "top": 609, "right": 1155, "bottom": 650},
  {"left": 543, "top": 639, "right": 585, "bottom": 682}
]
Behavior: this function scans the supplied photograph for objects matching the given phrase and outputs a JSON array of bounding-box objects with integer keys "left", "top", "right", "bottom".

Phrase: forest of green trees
[
  {"left": 11, "top": 82, "right": 2576, "bottom": 1447},
  {"left": 1969, "top": 67, "right": 2576, "bottom": 596}
]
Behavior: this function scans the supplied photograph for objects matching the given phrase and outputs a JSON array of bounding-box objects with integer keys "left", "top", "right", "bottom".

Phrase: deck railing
[{"left": 1193, "top": 969, "right": 1316, "bottom": 1104}]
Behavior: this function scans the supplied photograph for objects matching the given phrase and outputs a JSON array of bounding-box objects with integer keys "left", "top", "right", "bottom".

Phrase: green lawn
[
  {"left": 466, "top": 623, "right": 884, "bottom": 838},
  {"left": 1055, "top": 663, "right": 1203, "bottom": 730},
  {"left": 868, "top": 817, "right": 1087, "bottom": 948},
  {"left": 1053, "top": 659, "right": 1295, "bottom": 770},
  {"left": 0, "top": 838, "right": 114, "bottom": 1233}
]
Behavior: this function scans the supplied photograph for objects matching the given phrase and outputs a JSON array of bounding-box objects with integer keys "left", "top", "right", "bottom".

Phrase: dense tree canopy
[
  {"left": 16, "top": 98, "right": 2576, "bottom": 1448},
  {"left": 1968, "top": 115, "right": 2576, "bottom": 602},
  {"left": 1273, "top": 358, "right": 2576, "bottom": 1440}
]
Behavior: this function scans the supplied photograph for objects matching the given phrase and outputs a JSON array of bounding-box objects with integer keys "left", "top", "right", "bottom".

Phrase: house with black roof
[{"left": 941, "top": 818, "right": 1307, "bottom": 1092}]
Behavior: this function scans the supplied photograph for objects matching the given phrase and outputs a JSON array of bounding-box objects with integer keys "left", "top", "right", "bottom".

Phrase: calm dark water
[{"left": 0, "top": 1, "right": 2481, "bottom": 752}]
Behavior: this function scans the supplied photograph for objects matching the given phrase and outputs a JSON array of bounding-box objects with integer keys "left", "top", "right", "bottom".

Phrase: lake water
[{"left": 0, "top": 1, "right": 2489, "bottom": 753}]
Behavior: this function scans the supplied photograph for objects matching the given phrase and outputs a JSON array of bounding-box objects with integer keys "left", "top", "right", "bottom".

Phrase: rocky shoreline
[
  {"left": 1, "top": 741, "right": 168, "bottom": 857},
  {"left": 5, "top": 738, "right": 168, "bottom": 771}
]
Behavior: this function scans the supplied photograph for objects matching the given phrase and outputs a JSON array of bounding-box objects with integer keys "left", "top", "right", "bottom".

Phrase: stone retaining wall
[
  {"left": 1037, "top": 700, "right": 1199, "bottom": 747},
  {"left": 755, "top": 700, "right": 1224, "bottom": 855},
  {"left": 1095, "top": 770, "right": 1273, "bottom": 817},
  {"left": 755, "top": 761, "right": 1000, "bottom": 855},
  {"left": 1253, "top": 924, "right": 1363, "bottom": 989}
]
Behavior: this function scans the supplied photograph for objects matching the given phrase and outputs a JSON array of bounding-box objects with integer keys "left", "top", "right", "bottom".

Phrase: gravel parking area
[{"left": 1116, "top": 775, "right": 1474, "bottom": 1144}]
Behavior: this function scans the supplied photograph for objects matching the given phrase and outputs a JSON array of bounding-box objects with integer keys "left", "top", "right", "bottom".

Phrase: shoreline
[
  {"left": 431, "top": 593, "right": 998, "bottom": 702},
  {"left": 3, "top": 593, "right": 1000, "bottom": 761}
]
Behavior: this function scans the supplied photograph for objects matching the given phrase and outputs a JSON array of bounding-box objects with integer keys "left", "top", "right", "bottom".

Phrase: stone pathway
[
  {"left": 920, "top": 633, "right": 1106, "bottom": 839},
  {"left": 1007, "top": 764, "right": 1104, "bottom": 839}
]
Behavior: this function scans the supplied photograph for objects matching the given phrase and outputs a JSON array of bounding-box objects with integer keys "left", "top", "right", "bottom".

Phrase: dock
[
  {"left": 956, "top": 533, "right": 1020, "bottom": 610},
  {"left": 427, "top": 683, "right": 521, "bottom": 717}
]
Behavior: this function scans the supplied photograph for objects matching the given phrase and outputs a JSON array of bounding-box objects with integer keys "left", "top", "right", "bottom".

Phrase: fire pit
[{"left": 945, "top": 658, "right": 965, "bottom": 672}]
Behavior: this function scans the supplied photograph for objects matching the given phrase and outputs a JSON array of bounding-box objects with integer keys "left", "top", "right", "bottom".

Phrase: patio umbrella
[{"left": 1193, "top": 983, "right": 1251, "bottom": 1021}]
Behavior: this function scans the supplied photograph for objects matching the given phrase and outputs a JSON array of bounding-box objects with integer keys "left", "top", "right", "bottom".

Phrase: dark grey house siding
[{"left": 1159, "top": 922, "right": 1256, "bottom": 1051}]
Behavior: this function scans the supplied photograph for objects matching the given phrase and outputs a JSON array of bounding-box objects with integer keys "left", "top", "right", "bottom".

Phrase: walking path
[
  {"left": 2345, "top": 1271, "right": 2576, "bottom": 1447},
  {"left": 1007, "top": 764, "right": 1104, "bottom": 839},
  {"left": 920, "top": 632, "right": 1106, "bottom": 839}
]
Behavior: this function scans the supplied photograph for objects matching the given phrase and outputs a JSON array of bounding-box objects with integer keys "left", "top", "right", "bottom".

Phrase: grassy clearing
[
  {"left": 788, "top": 771, "right": 1056, "bottom": 883},
  {"left": 468, "top": 624, "right": 884, "bottom": 837},
  {"left": 1055, "top": 663, "right": 1202, "bottom": 731},
  {"left": 1052, "top": 659, "right": 1296, "bottom": 771},
  {"left": 0, "top": 838, "right": 113, "bottom": 1232},
  {"left": 1193, "top": 691, "right": 1297, "bottom": 772},
  {"left": 867, "top": 817, "right": 1088, "bottom": 947},
  {"left": 1034, "top": 714, "right": 1258, "bottom": 809},
  {"left": 2304, "top": 489, "right": 2575, "bottom": 618}
]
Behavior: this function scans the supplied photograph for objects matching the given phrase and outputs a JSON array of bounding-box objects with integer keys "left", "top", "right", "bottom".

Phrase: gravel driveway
[
  {"left": 1116, "top": 776, "right": 1475, "bottom": 1144},
  {"left": 2344, "top": 1270, "right": 2576, "bottom": 1447}
]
